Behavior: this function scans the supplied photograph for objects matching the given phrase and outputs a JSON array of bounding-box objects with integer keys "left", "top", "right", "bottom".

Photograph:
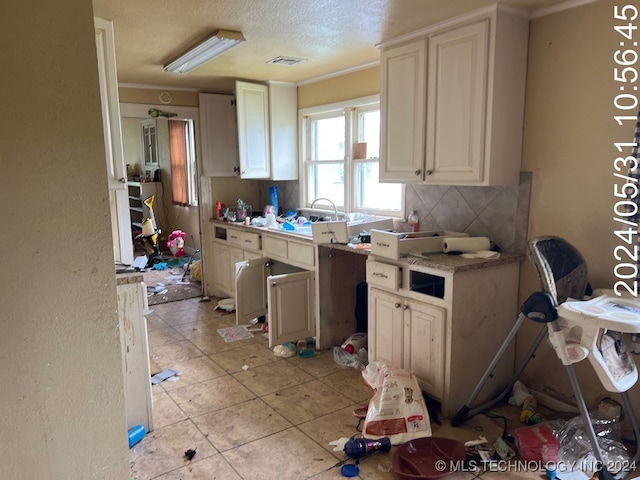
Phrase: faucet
[{"left": 310, "top": 197, "right": 339, "bottom": 221}]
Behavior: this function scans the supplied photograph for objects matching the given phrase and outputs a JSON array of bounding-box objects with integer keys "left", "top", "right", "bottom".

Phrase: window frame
[{"left": 298, "top": 95, "right": 404, "bottom": 218}]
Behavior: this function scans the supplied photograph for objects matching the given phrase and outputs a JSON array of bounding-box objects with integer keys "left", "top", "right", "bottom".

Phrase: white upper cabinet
[
  {"left": 236, "top": 81, "right": 271, "bottom": 178},
  {"left": 379, "top": 5, "right": 529, "bottom": 185},
  {"left": 380, "top": 39, "right": 427, "bottom": 182},
  {"left": 199, "top": 93, "right": 240, "bottom": 177},
  {"left": 425, "top": 20, "right": 488, "bottom": 184},
  {"left": 235, "top": 80, "right": 298, "bottom": 180}
]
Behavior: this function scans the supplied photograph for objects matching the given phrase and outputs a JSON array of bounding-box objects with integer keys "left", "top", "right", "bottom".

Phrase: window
[
  {"left": 300, "top": 96, "right": 403, "bottom": 217},
  {"left": 168, "top": 119, "right": 198, "bottom": 206}
]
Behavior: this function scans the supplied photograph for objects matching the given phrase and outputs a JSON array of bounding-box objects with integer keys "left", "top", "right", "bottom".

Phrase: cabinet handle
[
  {"left": 403, "top": 304, "right": 409, "bottom": 311},
  {"left": 119, "top": 177, "right": 127, "bottom": 183},
  {"left": 373, "top": 272, "right": 388, "bottom": 279},
  {"left": 414, "top": 169, "right": 421, "bottom": 176},
  {"left": 394, "top": 302, "right": 401, "bottom": 308},
  {"left": 272, "top": 281, "right": 277, "bottom": 287},
  {"left": 425, "top": 170, "right": 433, "bottom": 176}
]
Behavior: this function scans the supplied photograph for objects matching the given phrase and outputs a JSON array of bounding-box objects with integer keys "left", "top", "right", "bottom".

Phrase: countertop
[
  {"left": 115, "top": 269, "right": 144, "bottom": 285},
  {"left": 211, "top": 218, "right": 524, "bottom": 272}
]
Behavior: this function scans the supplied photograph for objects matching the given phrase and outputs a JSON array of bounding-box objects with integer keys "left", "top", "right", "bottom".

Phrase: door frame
[{"left": 120, "top": 103, "right": 210, "bottom": 297}]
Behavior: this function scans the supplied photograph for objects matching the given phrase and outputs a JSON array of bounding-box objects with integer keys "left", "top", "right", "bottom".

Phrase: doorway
[{"left": 120, "top": 103, "right": 206, "bottom": 299}]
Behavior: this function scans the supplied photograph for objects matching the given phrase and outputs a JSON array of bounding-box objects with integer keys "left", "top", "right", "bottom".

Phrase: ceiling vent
[{"left": 266, "top": 56, "right": 306, "bottom": 66}]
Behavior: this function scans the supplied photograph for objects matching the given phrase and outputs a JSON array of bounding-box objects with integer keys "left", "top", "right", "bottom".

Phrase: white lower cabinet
[
  {"left": 236, "top": 257, "right": 314, "bottom": 347},
  {"left": 366, "top": 255, "right": 520, "bottom": 418},
  {"left": 369, "top": 288, "right": 445, "bottom": 399},
  {"left": 211, "top": 242, "right": 243, "bottom": 298}
]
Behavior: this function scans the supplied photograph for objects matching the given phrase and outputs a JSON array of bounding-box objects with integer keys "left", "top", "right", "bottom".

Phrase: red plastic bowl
[{"left": 392, "top": 437, "right": 467, "bottom": 479}]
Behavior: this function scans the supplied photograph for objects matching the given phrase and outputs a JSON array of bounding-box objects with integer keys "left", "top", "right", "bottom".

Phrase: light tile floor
[{"left": 130, "top": 296, "right": 567, "bottom": 480}]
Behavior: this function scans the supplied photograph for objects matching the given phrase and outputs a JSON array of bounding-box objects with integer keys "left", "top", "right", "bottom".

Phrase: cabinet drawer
[
  {"left": 226, "top": 229, "right": 243, "bottom": 247},
  {"left": 288, "top": 241, "right": 315, "bottom": 268},
  {"left": 366, "top": 261, "right": 401, "bottom": 291},
  {"left": 263, "top": 235, "right": 288, "bottom": 259},
  {"left": 227, "top": 230, "right": 261, "bottom": 250}
]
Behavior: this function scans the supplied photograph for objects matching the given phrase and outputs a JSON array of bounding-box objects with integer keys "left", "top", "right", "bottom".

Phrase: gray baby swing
[{"left": 451, "top": 236, "right": 640, "bottom": 480}]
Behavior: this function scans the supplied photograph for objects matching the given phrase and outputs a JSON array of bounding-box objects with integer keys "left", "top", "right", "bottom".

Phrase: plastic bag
[
  {"left": 361, "top": 361, "right": 432, "bottom": 445},
  {"left": 333, "top": 346, "right": 367, "bottom": 368},
  {"left": 553, "top": 399, "right": 630, "bottom": 475}
]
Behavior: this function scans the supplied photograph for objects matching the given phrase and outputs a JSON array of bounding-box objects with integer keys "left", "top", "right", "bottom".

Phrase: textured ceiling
[{"left": 92, "top": 0, "right": 574, "bottom": 91}]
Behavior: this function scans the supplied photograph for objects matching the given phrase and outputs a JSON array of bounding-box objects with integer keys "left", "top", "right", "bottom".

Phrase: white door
[
  {"left": 235, "top": 258, "right": 268, "bottom": 324},
  {"left": 235, "top": 81, "right": 270, "bottom": 179},
  {"left": 368, "top": 288, "right": 404, "bottom": 368},
  {"left": 267, "top": 270, "right": 314, "bottom": 347},
  {"left": 94, "top": 17, "right": 133, "bottom": 265},
  {"left": 425, "top": 20, "right": 488, "bottom": 183},
  {"left": 404, "top": 299, "right": 445, "bottom": 399}
]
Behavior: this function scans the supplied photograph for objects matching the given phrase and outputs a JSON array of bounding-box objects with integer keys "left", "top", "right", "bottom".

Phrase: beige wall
[
  {"left": 298, "top": 66, "right": 381, "bottom": 108},
  {"left": 0, "top": 1, "right": 129, "bottom": 478},
  {"left": 518, "top": 0, "right": 639, "bottom": 407}
]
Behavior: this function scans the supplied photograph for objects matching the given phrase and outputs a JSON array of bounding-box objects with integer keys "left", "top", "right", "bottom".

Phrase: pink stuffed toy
[{"left": 167, "top": 230, "right": 187, "bottom": 257}]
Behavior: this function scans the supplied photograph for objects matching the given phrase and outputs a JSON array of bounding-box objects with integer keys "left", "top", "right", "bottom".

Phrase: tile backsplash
[
  {"left": 404, "top": 172, "right": 532, "bottom": 253},
  {"left": 259, "top": 172, "right": 531, "bottom": 254}
]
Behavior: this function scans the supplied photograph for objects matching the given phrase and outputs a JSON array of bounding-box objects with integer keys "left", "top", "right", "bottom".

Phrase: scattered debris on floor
[
  {"left": 127, "top": 424, "right": 146, "bottom": 448},
  {"left": 184, "top": 448, "right": 197, "bottom": 460},
  {"left": 150, "top": 368, "right": 181, "bottom": 384}
]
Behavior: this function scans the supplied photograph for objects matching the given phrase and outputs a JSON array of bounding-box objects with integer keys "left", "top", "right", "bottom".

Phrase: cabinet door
[
  {"left": 404, "top": 299, "right": 445, "bottom": 399},
  {"left": 235, "top": 257, "right": 269, "bottom": 324},
  {"left": 198, "top": 93, "right": 240, "bottom": 177},
  {"left": 212, "top": 244, "right": 231, "bottom": 296},
  {"left": 236, "top": 81, "right": 270, "bottom": 179},
  {"left": 368, "top": 288, "right": 404, "bottom": 368},
  {"left": 379, "top": 39, "right": 427, "bottom": 183},
  {"left": 268, "top": 82, "right": 298, "bottom": 180},
  {"left": 212, "top": 243, "right": 242, "bottom": 297},
  {"left": 268, "top": 270, "right": 315, "bottom": 347},
  {"left": 425, "top": 20, "right": 488, "bottom": 184}
]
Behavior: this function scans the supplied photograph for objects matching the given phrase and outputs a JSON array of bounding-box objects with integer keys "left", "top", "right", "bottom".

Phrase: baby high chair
[{"left": 451, "top": 236, "right": 640, "bottom": 480}]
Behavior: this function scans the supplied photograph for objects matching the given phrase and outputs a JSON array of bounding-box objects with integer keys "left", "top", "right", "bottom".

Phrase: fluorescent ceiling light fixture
[{"left": 162, "top": 29, "right": 245, "bottom": 74}]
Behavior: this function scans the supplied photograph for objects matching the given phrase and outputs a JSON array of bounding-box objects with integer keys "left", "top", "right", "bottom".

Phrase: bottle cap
[{"left": 341, "top": 464, "right": 359, "bottom": 477}]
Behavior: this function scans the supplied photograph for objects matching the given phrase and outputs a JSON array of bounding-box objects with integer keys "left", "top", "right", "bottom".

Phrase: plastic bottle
[
  {"left": 408, "top": 210, "right": 419, "bottom": 233},
  {"left": 520, "top": 395, "right": 537, "bottom": 423},
  {"left": 341, "top": 333, "right": 368, "bottom": 354},
  {"left": 269, "top": 186, "right": 279, "bottom": 215}
]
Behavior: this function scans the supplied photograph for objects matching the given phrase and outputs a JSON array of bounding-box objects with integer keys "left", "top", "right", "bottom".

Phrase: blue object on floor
[
  {"left": 128, "top": 424, "right": 146, "bottom": 448},
  {"left": 340, "top": 464, "right": 359, "bottom": 477}
]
